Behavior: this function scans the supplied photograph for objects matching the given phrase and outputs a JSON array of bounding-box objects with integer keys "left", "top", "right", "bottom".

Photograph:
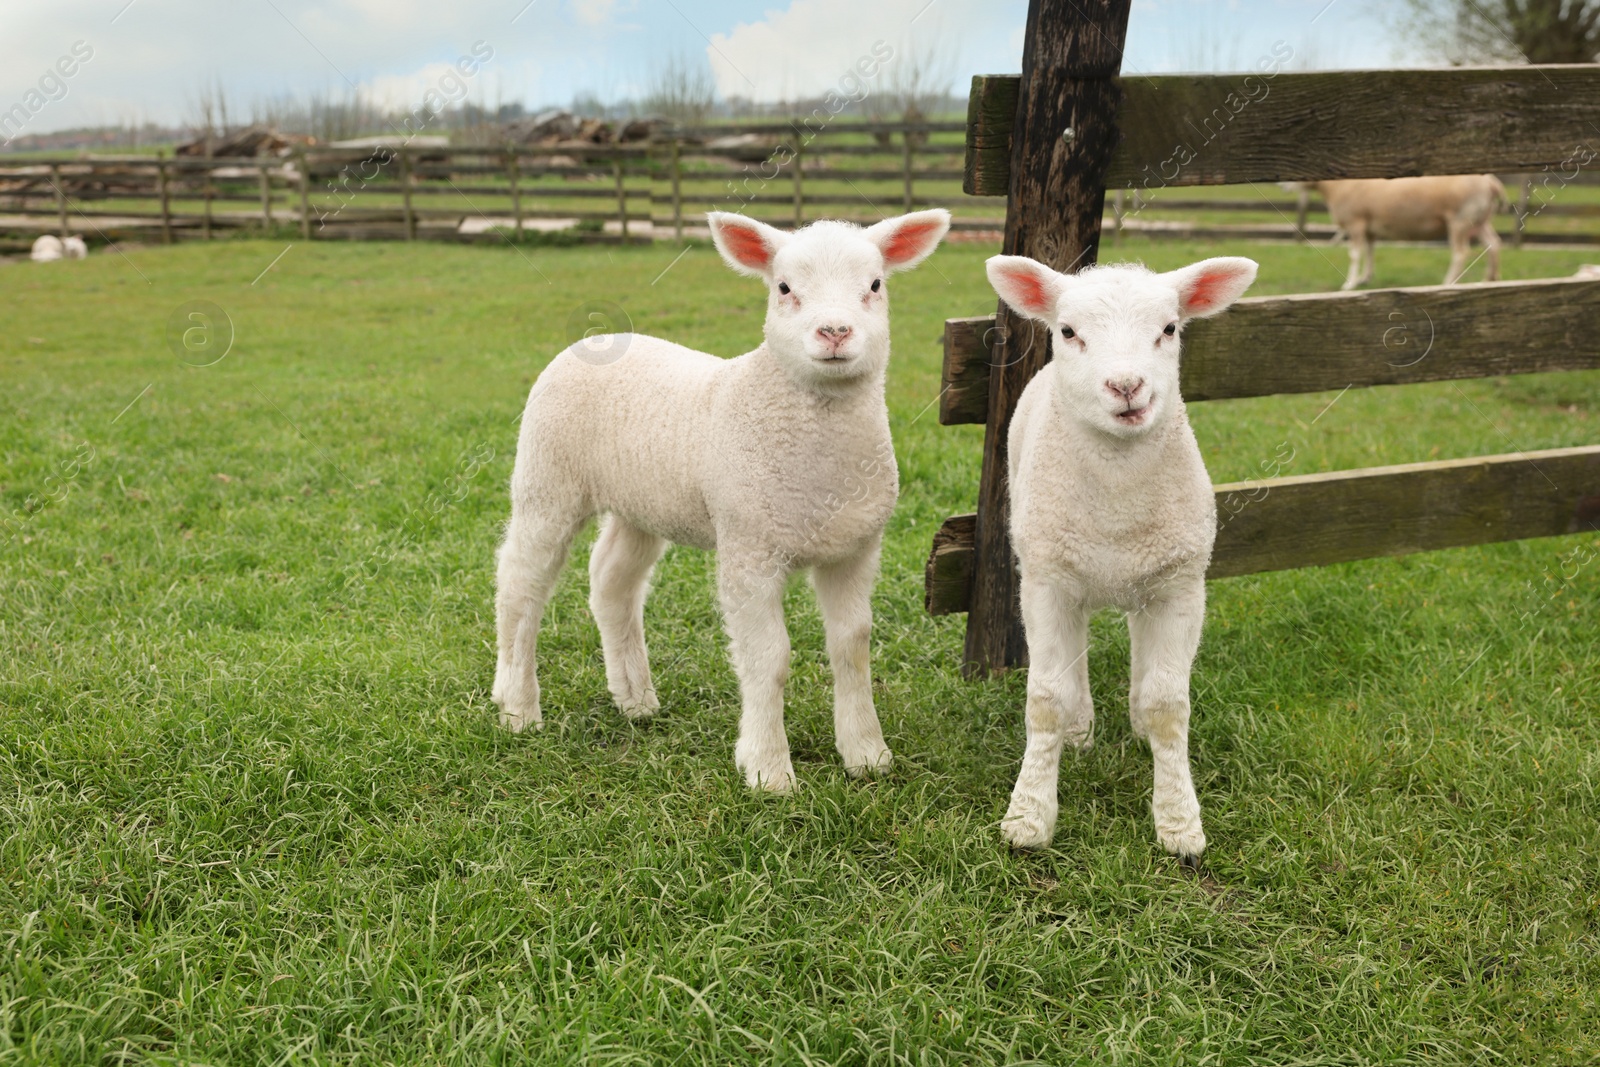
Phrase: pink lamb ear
[
  {"left": 866, "top": 209, "right": 951, "bottom": 272},
  {"left": 1168, "top": 257, "right": 1259, "bottom": 318},
  {"left": 706, "top": 212, "right": 788, "bottom": 278},
  {"left": 985, "top": 255, "right": 1064, "bottom": 322}
]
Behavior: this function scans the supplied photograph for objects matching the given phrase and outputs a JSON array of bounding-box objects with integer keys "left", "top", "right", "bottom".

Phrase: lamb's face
[
  {"left": 766, "top": 226, "right": 891, "bottom": 383},
  {"left": 986, "top": 254, "right": 1259, "bottom": 442},
  {"left": 1048, "top": 269, "right": 1186, "bottom": 440},
  {"left": 707, "top": 210, "right": 951, "bottom": 389}
]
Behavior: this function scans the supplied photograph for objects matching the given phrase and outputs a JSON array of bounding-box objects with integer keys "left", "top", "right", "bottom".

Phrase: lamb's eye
[
  {"left": 778, "top": 282, "right": 791, "bottom": 295},
  {"left": 871, "top": 279, "right": 881, "bottom": 292},
  {"left": 1163, "top": 323, "right": 1177, "bottom": 337},
  {"left": 1060, "top": 326, "right": 1075, "bottom": 340}
]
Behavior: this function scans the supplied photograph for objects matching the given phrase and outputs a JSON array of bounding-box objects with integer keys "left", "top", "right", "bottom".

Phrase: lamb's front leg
[
  {"left": 1002, "top": 576, "right": 1091, "bottom": 849},
  {"left": 1128, "top": 578, "right": 1207, "bottom": 862},
  {"left": 813, "top": 543, "right": 891, "bottom": 777},
  {"left": 719, "top": 558, "right": 795, "bottom": 793}
]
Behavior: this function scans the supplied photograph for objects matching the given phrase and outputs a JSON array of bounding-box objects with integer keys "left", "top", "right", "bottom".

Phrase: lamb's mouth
[{"left": 1115, "top": 403, "right": 1151, "bottom": 424}]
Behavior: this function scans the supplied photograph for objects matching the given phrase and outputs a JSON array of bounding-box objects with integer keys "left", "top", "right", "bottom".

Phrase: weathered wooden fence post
[
  {"left": 671, "top": 136, "right": 684, "bottom": 240},
  {"left": 157, "top": 153, "right": 173, "bottom": 245},
  {"left": 614, "top": 154, "right": 628, "bottom": 240},
  {"left": 297, "top": 148, "right": 311, "bottom": 240},
  {"left": 202, "top": 154, "right": 214, "bottom": 241},
  {"left": 507, "top": 146, "right": 523, "bottom": 236},
  {"left": 672, "top": 137, "right": 684, "bottom": 239},
  {"left": 902, "top": 131, "right": 915, "bottom": 212},
  {"left": 963, "top": 0, "right": 1134, "bottom": 675},
  {"left": 793, "top": 139, "right": 805, "bottom": 228},
  {"left": 400, "top": 148, "right": 416, "bottom": 241},
  {"left": 50, "top": 163, "right": 68, "bottom": 237},
  {"left": 259, "top": 163, "right": 272, "bottom": 228}
]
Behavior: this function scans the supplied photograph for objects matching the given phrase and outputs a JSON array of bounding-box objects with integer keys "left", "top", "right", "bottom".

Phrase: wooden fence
[
  {"left": 0, "top": 121, "right": 1003, "bottom": 247},
  {"left": 5, "top": 117, "right": 1597, "bottom": 249},
  {"left": 926, "top": 0, "right": 1600, "bottom": 674}
]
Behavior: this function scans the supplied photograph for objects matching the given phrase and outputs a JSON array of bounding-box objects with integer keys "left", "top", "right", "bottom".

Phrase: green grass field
[{"left": 2, "top": 234, "right": 1597, "bottom": 1065}]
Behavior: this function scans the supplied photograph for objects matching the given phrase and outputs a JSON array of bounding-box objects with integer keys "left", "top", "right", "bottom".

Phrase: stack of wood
[
  {"left": 502, "top": 110, "right": 667, "bottom": 147},
  {"left": 176, "top": 125, "right": 297, "bottom": 158},
  {"left": 702, "top": 132, "right": 784, "bottom": 162}
]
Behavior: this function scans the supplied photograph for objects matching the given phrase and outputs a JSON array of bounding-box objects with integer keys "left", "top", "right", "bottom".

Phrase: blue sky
[{"left": 0, "top": 0, "right": 1414, "bottom": 133}]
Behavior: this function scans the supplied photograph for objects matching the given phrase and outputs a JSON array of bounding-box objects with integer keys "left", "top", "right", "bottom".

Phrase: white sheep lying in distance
[
  {"left": 29, "top": 235, "right": 86, "bottom": 261},
  {"left": 986, "top": 252, "right": 1258, "bottom": 863},
  {"left": 494, "top": 208, "right": 951, "bottom": 792},
  {"left": 30, "top": 235, "right": 63, "bottom": 262}
]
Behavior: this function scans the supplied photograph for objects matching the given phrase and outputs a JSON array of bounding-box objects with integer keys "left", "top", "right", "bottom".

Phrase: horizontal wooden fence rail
[
  {"left": 966, "top": 65, "right": 1600, "bottom": 195},
  {"left": 937, "top": 276, "right": 1600, "bottom": 424},
  {"left": 669, "top": 121, "right": 970, "bottom": 136},
  {"left": 925, "top": 445, "right": 1600, "bottom": 615}
]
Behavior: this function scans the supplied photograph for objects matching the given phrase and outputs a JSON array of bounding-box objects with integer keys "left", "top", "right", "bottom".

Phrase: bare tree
[
  {"left": 1391, "top": 0, "right": 1600, "bottom": 63},
  {"left": 185, "top": 78, "right": 235, "bottom": 149},
  {"left": 869, "top": 34, "right": 960, "bottom": 147},
  {"left": 245, "top": 88, "right": 388, "bottom": 143},
  {"left": 640, "top": 53, "right": 716, "bottom": 126}
]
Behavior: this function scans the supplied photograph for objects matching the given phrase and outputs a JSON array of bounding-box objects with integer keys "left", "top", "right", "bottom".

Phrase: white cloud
[
  {"left": 0, "top": 0, "right": 1025, "bottom": 133},
  {"left": 705, "top": 0, "right": 1007, "bottom": 102},
  {"left": 570, "top": 0, "right": 618, "bottom": 27},
  {"left": 358, "top": 62, "right": 467, "bottom": 111}
]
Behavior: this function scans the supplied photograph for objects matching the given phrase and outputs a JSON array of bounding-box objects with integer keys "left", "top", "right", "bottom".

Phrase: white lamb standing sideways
[
  {"left": 30, "top": 235, "right": 63, "bottom": 262},
  {"left": 985, "top": 252, "right": 1258, "bottom": 863},
  {"left": 493, "top": 208, "right": 952, "bottom": 791}
]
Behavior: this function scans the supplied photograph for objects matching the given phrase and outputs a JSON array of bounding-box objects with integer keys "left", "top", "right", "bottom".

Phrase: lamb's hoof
[
  {"left": 614, "top": 687, "right": 659, "bottom": 721},
  {"left": 743, "top": 764, "right": 797, "bottom": 794},
  {"left": 840, "top": 741, "right": 893, "bottom": 778},
  {"left": 736, "top": 744, "right": 796, "bottom": 794},
  {"left": 493, "top": 670, "right": 541, "bottom": 733},
  {"left": 1177, "top": 853, "right": 1203, "bottom": 873},
  {"left": 496, "top": 704, "right": 543, "bottom": 734},
  {"left": 1157, "top": 824, "right": 1206, "bottom": 862},
  {"left": 1000, "top": 807, "right": 1054, "bottom": 851}
]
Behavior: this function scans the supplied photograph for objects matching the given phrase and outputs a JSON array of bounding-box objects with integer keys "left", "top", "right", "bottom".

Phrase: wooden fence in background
[
  {"left": 4, "top": 117, "right": 1597, "bottom": 250},
  {"left": 0, "top": 121, "right": 995, "bottom": 247}
]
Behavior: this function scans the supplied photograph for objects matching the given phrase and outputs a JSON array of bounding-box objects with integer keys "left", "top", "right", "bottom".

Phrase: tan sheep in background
[{"left": 1304, "top": 176, "right": 1506, "bottom": 290}]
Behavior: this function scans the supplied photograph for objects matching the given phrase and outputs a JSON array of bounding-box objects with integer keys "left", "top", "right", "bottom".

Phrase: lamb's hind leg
[
  {"left": 1443, "top": 219, "right": 1473, "bottom": 285},
  {"left": 1341, "top": 223, "right": 1369, "bottom": 290},
  {"left": 1128, "top": 578, "right": 1207, "bottom": 862},
  {"left": 1002, "top": 576, "right": 1091, "bottom": 850},
  {"left": 589, "top": 515, "right": 668, "bottom": 719},
  {"left": 1479, "top": 219, "right": 1502, "bottom": 281},
  {"left": 493, "top": 503, "right": 585, "bottom": 733},
  {"left": 813, "top": 542, "right": 891, "bottom": 777}
]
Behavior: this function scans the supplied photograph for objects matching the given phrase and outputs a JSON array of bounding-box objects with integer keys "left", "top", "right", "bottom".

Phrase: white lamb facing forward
[
  {"left": 494, "top": 209, "right": 951, "bottom": 792},
  {"left": 985, "top": 253, "right": 1258, "bottom": 863}
]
